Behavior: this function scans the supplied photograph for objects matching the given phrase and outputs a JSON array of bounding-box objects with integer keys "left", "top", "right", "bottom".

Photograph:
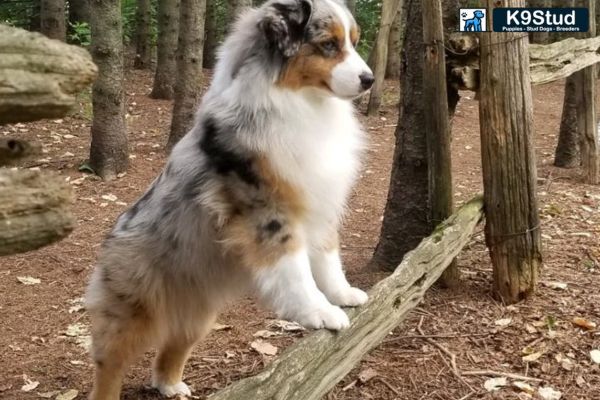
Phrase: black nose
[{"left": 359, "top": 72, "right": 375, "bottom": 90}]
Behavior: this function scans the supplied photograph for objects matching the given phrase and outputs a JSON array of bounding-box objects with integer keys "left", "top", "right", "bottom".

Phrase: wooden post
[
  {"left": 479, "top": 0, "right": 542, "bottom": 304},
  {"left": 422, "top": 0, "right": 456, "bottom": 287},
  {"left": 208, "top": 197, "right": 484, "bottom": 400},
  {"left": 574, "top": 0, "right": 599, "bottom": 184}
]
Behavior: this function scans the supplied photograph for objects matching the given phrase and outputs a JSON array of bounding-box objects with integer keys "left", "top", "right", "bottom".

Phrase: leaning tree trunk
[
  {"left": 575, "top": 0, "right": 599, "bottom": 184},
  {"left": 151, "top": 0, "right": 180, "bottom": 99},
  {"left": 203, "top": 0, "right": 219, "bottom": 69},
  {"left": 479, "top": 0, "right": 542, "bottom": 304},
  {"left": 555, "top": 75, "right": 580, "bottom": 167},
  {"left": 367, "top": 0, "right": 402, "bottom": 116},
  {"left": 385, "top": 6, "right": 402, "bottom": 79},
  {"left": 89, "top": 0, "right": 129, "bottom": 180},
  {"left": 167, "top": 0, "right": 207, "bottom": 148},
  {"left": 68, "top": 0, "right": 91, "bottom": 24},
  {"left": 133, "top": 0, "right": 153, "bottom": 69},
  {"left": 346, "top": 0, "right": 356, "bottom": 16},
  {"left": 40, "top": 0, "right": 66, "bottom": 41},
  {"left": 370, "top": 0, "right": 427, "bottom": 270}
]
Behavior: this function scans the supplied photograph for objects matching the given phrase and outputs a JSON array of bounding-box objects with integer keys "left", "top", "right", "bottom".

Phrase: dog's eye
[{"left": 321, "top": 39, "right": 338, "bottom": 53}]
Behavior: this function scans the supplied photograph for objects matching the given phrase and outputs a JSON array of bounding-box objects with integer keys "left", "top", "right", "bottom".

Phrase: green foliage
[
  {"left": 69, "top": 22, "right": 91, "bottom": 46},
  {"left": 0, "top": 0, "right": 38, "bottom": 29},
  {"left": 354, "top": 0, "right": 382, "bottom": 59}
]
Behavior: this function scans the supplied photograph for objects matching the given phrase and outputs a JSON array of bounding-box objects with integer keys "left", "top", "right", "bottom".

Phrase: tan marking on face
[
  {"left": 210, "top": 156, "right": 306, "bottom": 268},
  {"left": 350, "top": 24, "right": 360, "bottom": 47},
  {"left": 277, "top": 20, "right": 348, "bottom": 92}
]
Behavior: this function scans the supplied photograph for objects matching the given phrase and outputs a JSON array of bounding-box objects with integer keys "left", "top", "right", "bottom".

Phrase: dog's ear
[{"left": 259, "top": 0, "right": 313, "bottom": 58}]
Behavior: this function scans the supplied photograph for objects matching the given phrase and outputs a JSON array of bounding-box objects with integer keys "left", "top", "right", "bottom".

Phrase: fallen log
[
  {"left": 0, "top": 138, "right": 40, "bottom": 167},
  {"left": 446, "top": 35, "right": 600, "bottom": 89},
  {"left": 0, "top": 24, "right": 97, "bottom": 123},
  {"left": 208, "top": 196, "right": 484, "bottom": 400},
  {"left": 0, "top": 169, "right": 75, "bottom": 256}
]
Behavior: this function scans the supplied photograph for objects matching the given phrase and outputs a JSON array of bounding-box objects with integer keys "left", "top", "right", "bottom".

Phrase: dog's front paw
[
  {"left": 295, "top": 304, "right": 350, "bottom": 331},
  {"left": 328, "top": 287, "right": 368, "bottom": 307},
  {"left": 153, "top": 381, "right": 191, "bottom": 398}
]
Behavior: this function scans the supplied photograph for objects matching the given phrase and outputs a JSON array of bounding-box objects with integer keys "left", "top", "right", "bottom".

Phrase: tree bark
[
  {"left": 346, "top": 0, "right": 356, "bottom": 16},
  {"left": 385, "top": 6, "right": 403, "bottom": 80},
  {"left": 528, "top": 0, "right": 551, "bottom": 44},
  {"left": 554, "top": 74, "right": 580, "bottom": 168},
  {"left": 0, "top": 170, "right": 75, "bottom": 257},
  {"left": 370, "top": 0, "right": 428, "bottom": 270},
  {"left": 208, "top": 197, "right": 484, "bottom": 400},
  {"left": 89, "top": 0, "right": 129, "bottom": 180},
  {"left": 479, "top": 0, "right": 542, "bottom": 304},
  {"left": 203, "top": 0, "right": 219, "bottom": 69},
  {"left": 422, "top": 0, "right": 456, "bottom": 287},
  {"left": 0, "top": 25, "right": 97, "bottom": 124},
  {"left": 68, "top": 0, "right": 91, "bottom": 24},
  {"left": 574, "top": 0, "right": 599, "bottom": 184},
  {"left": 151, "top": 0, "right": 180, "bottom": 99},
  {"left": 133, "top": 0, "right": 153, "bottom": 69},
  {"left": 367, "top": 0, "right": 402, "bottom": 115},
  {"left": 167, "top": 0, "right": 207, "bottom": 148},
  {"left": 41, "top": 0, "right": 66, "bottom": 41}
]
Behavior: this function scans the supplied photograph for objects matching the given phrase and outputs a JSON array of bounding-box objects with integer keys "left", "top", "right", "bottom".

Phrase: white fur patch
[{"left": 153, "top": 381, "right": 191, "bottom": 398}]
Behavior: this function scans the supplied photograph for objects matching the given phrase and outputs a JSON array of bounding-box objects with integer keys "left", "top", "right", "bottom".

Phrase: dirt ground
[{"left": 0, "top": 71, "right": 599, "bottom": 400}]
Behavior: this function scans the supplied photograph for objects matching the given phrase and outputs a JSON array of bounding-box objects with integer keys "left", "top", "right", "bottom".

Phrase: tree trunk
[
  {"left": 89, "top": 0, "right": 129, "bottom": 180},
  {"left": 367, "top": 0, "right": 402, "bottom": 115},
  {"left": 554, "top": 75, "right": 580, "bottom": 168},
  {"left": 385, "top": 6, "right": 402, "bottom": 79},
  {"left": 203, "top": 0, "right": 219, "bottom": 69},
  {"left": 134, "top": 0, "right": 153, "bottom": 69},
  {"left": 528, "top": 0, "right": 551, "bottom": 44},
  {"left": 0, "top": 25, "right": 97, "bottom": 124},
  {"left": 422, "top": 0, "right": 456, "bottom": 287},
  {"left": 208, "top": 197, "right": 484, "bottom": 400},
  {"left": 68, "top": 0, "right": 91, "bottom": 24},
  {"left": 575, "top": 0, "right": 599, "bottom": 184},
  {"left": 167, "top": 0, "right": 207, "bottom": 148},
  {"left": 40, "top": 0, "right": 66, "bottom": 41},
  {"left": 370, "top": 0, "right": 428, "bottom": 270},
  {"left": 479, "top": 0, "right": 542, "bottom": 304},
  {"left": 151, "top": 0, "right": 180, "bottom": 99}
]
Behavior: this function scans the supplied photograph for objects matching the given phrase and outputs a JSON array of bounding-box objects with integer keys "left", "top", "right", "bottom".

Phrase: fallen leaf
[
  {"left": 17, "top": 276, "right": 41, "bottom": 285},
  {"left": 37, "top": 390, "right": 60, "bottom": 398},
  {"left": 253, "top": 330, "right": 279, "bottom": 338},
  {"left": 522, "top": 351, "right": 544, "bottom": 363},
  {"left": 538, "top": 386, "right": 562, "bottom": 400},
  {"left": 575, "top": 375, "right": 586, "bottom": 387},
  {"left": 494, "top": 318, "right": 512, "bottom": 327},
  {"left": 21, "top": 378, "right": 39, "bottom": 392},
  {"left": 213, "top": 323, "right": 232, "bottom": 331},
  {"left": 358, "top": 368, "right": 378, "bottom": 383},
  {"left": 513, "top": 381, "right": 535, "bottom": 394},
  {"left": 250, "top": 340, "right": 278, "bottom": 356},
  {"left": 524, "top": 324, "right": 537, "bottom": 334},
  {"left": 590, "top": 349, "right": 600, "bottom": 364},
  {"left": 70, "top": 360, "right": 85, "bottom": 366},
  {"left": 484, "top": 377, "right": 507, "bottom": 392},
  {"left": 101, "top": 194, "right": 118, "bottom": 202},
  {"left": 572, "top": 317, "right": 597, "bottom": 331},
  {"left": 543, "top": 281, "right": 568, "bottom": 290},
  {"left": 267, "top": 320, "right": 305, "bottom": 332},
  {"left": 55, "top": 389, "right": 78, "bottom": 400}
]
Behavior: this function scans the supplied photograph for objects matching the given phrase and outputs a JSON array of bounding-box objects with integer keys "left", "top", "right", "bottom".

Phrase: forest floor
[{"left": 0, "top": 70, "right": 599, "bottom": 400}]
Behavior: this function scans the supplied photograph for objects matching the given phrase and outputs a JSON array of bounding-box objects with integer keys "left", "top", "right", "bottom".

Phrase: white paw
[
  {"left": 328, "top": 287, "right": 369, "bottom": 307},
  {"left": 154, "top": 381, "right": 191, "bottom": 398},
  {"left": 295, "top": 304, "right": 350, "bottom": 331}
]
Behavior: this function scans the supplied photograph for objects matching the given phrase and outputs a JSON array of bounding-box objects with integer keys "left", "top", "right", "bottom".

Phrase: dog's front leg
[
  {"left": 309, "top": 246, "right": 368, "bottom": 307},
  {"left": 254, "top": 250, "right": 350, "bottom": 330}
]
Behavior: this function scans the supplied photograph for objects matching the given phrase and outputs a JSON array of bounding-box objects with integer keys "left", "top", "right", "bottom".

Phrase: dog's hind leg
[
  {"left": 89, "top": 310, "right": 155, "bottom": 400},
  {"left": 152, "top": 312, "right": 216, "bottom": 397}
]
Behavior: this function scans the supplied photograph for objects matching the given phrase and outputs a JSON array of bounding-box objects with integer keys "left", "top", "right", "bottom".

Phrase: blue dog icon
[{"left": 462, "top": 10, "right": 485, "bottom": 31}]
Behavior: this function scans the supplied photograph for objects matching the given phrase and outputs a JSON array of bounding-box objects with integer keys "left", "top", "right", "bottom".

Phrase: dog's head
[{"left": 258, "top": 0, "right": 374, "bottom": 99}]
